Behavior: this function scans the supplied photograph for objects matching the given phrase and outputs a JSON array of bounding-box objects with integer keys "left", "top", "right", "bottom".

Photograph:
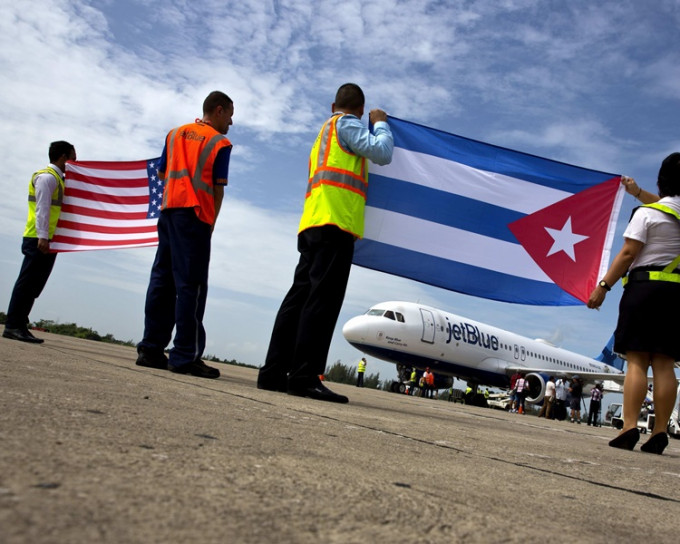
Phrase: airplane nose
[{"left": 342, "top": 316, "right": 366, "bottom": 343}]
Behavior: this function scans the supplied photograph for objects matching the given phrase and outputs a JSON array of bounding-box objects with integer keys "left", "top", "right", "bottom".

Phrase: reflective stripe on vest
[
  {"left": 23, "top": 167, "right": 64, "bottom": 239},
  {"left": 161, "top": 122, "right": 231, "bottom": 225},
  {"left": 622, "top": 203, "right": 680, "bottom": 286},
  {"left": 298, "top": 114, "right": 368, "bottom": 238}
]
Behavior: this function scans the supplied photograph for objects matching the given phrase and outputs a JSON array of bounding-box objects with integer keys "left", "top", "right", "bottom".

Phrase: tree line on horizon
[
  {"left": 0, "top": 313, "right": 391, "bottom": 381},
  {"left": 324, "top": 360, "right": 383, "bottom": 389},
  {"left": 0, "top": 312, "right": 258, "bottom": 369}
]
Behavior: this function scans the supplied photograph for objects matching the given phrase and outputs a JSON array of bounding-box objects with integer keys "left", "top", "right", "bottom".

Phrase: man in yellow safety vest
[
  {"left": 356, "top": 357, "right": 367, "bottom": 387},
  {"left": 258, "top": 83, "right": 393, "bottom": 403},
  {"left": 4, "top": 141, "right": 76, "bottom": 343}
]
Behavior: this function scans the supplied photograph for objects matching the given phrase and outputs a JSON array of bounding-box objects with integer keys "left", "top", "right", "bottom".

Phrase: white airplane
[{"left": 342, "top": 301, "right": 626, "bottom": 403}]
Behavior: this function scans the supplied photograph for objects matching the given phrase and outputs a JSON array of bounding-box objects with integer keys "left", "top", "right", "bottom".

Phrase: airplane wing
[{"left": 504, "top": 366, "right": 625, "bottom": 386}]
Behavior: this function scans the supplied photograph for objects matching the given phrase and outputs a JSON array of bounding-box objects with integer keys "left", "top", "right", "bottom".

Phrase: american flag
[{"left": 51, "top": 159, "right": 163, "bottom": 252}]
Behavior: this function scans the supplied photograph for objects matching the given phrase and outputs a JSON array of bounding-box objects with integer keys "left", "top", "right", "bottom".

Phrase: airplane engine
[{"left": 524, "top": 372, "right": 549, "bottom": 404}]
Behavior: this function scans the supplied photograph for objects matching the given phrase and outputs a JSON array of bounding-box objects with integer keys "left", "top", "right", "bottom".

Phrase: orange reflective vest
[
  {"left": 161, "top": 121, "right": 232, "bottom": 225},
  {"left": 298, "top": 114, "right": 368, "bottom": 238},
  {"left": 23, "top": 167, "right": 64, "bottom": 239}
]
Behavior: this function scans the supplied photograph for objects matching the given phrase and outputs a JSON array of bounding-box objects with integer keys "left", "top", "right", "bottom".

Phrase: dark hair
[
  {"left": 335, "top": 83, "right": 365, "bottom": 111},
  {"left": 203, "top": 91, "right": 233, "bottom": 115},
  {"left": 49, "top": 141, "right": 75, "bottom": 163},
  {"left": 657, "top": 152, "right": 680, "bottom": 197}
]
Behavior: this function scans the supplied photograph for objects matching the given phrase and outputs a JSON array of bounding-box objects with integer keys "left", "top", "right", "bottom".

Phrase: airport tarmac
[{"left": 1, "top": 328, "right": 678, "bottom": 544}]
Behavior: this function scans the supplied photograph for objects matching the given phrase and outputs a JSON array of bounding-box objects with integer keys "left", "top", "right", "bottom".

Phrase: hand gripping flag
[
  {"left": 51, "top": 159, "right": 163, "bottom": 252},
  {"left": 353, "top": 116, "right": 625, "bottom": 305}
]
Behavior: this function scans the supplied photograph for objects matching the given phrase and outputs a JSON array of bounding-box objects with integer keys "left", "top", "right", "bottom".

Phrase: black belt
[{"left": 625, "top": 266, "right": 680, "bottom": 285}]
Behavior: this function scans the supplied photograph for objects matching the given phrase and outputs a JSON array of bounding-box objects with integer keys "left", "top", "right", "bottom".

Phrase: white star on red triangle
[{"left": 544, "top": 216, "right": 588, "bottom": 261}]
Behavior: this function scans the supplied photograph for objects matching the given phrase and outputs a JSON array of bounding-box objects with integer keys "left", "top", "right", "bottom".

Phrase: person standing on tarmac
[
  {"left": 589, "top": 155, "right": 680, "bottom": 455},
  {"left": 509, "top": 371, "right": 522, "bottom": 412},
  {"left": 514, "top": 373, "right": 529, "bottom": 414},
  {"left": 587, "top": 382, "right": 603, "bottom": 426},
  {"left": 356, "top": 357, "right": 367, "bottom": 387},
  {"left": 257, "top": 83, "right": 393, "bottom": 403},
  {"left": 569, "top": 376, "right": 583, "bottom": 423},
  {"left": 426, "top": 368, "right": 435, "bottom": 398},
  {"left": 554, "top": 377, "right": 569, "bottom": 420},
  {"left": 408, "top": 368, "right": 418, "bottom": 395},
  {"left": 136, "top": 91, "right": 234, "bottom": 379},
  {"left": 4, "top": 141, "right": 76, "bottom": 344},
  {"left": 537, "top": 376, "right": 556, "bottom": 419}
]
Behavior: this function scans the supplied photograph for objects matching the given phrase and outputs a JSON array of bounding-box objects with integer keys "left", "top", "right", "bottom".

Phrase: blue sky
[{"left": 1, "top": 1, "right": 679, "bottom": 387}]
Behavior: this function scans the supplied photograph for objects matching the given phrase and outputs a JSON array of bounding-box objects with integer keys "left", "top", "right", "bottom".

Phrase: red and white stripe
[{"left": 51, "top": 160, "right": 160, "bottom": 252}]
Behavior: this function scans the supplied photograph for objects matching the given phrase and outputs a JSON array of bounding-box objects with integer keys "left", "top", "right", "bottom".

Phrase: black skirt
[{"left": 614, "top": 278, "right": 680, "bottom": 360}]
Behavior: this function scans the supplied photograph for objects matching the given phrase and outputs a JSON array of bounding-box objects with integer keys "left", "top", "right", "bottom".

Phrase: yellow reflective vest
[
  {"left": 23, "top": 167, "right": 64, "bottom": 239},
  {"left": 358, "top": 359, "right": 366, "bottom": 373},
  {"left": 298, "top": 114, "right": 368, "bottom": 238}
]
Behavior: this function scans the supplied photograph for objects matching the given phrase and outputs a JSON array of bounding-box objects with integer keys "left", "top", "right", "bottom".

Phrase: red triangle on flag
[{"left": 508, "top": 177, "right": 621, "bottom": 303}]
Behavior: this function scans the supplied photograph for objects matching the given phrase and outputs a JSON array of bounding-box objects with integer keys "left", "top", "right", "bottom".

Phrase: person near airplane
[
  {"left": 587, "top": 382, "right": 603, "bottom": 426},
  {"left": 588, "top": 153, "right": 680, "bottom": 455},
  {"left": 356, "top": 357, "right": 367, "bottom": 387},
  {"left": 554, "top": 377, "right": 569, "bottom": 421},
  {"left": 408, "top": 368, "right": 418, "bottom": 396},
  {"left": 425, "top": 368, "right": 435, "bottom": 398},
  {"left": 569, "top": 376, "right": 583, "bottom": 423},
  {"left": 509, "top": 371, "right": 522, "bottom": 413},
  {"left": 514, "top": 373, "right": 529, "bottom": 414},
  {"left": 537, "top": 376, "right": 556, "bottom": 419},
  {"left": 421, "top": 367, "right": 433, "bottom": 398}
]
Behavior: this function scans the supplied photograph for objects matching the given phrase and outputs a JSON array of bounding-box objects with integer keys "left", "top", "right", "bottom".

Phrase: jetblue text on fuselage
[{"left": 446, "top": 318, "right": 499, "bottom": 350}]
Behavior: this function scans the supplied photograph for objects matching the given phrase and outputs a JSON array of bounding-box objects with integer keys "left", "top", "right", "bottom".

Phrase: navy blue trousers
[
  {"left": 259, "top": 225, "right": 354, "bottom": 388},
  {"left": 139, "top": 208, "right": 212, "bottom": 367},
  {"left": 6, "top": 237, "right": 57, "bottom": 329}
]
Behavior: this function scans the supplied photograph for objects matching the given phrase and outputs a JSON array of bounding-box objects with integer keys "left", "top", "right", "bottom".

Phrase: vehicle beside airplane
[{"left": 342, "top": 301, "right": 626, "bottom": 404}]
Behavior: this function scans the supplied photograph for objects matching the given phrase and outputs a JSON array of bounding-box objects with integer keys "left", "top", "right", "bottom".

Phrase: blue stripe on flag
[
  {"left": 354, "top": 240, "right": 580, "bottom": 305},
  {"left": 368, "top": 174, "right": 524, "bottom": 243}
]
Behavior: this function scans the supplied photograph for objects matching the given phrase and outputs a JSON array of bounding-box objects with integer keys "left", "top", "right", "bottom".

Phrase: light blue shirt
[{"left": 334, "top": 113, "right": 394, "bottom": 166}]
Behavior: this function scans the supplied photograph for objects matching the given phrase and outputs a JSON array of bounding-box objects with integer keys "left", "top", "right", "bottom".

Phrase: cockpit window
[{"left": 365, "top": 308, "right": 406, "bottom": 322}]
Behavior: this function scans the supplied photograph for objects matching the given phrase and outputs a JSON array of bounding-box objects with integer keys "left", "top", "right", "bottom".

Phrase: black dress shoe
[
  {"left": 257, "top": 379, "right": 288, "bottom": 392},
  {"left": 287, "top": 382, "right": 349, "bottom": 404},
  {"left": 640, "top": 432, "right": 669, "bottom": 455},
  {"left": 135, "top": 347, "right": 169, "bottom": 370},
  {"left": 2, "top": 328, "right": 44, "bottom": 344},
  {"left": 169, "top": 359, "right": 220, "bottom": 379},
  {"left": 608, "top": 428, "right": 640, "bottom": 451}
]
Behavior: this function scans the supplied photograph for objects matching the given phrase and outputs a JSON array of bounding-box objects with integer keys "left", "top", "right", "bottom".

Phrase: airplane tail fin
[{"left": 595, "top": 334, "right": 626, "bottom": 371}]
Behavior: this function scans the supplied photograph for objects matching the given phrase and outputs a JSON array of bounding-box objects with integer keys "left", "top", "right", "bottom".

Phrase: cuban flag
[{"left": 353, "top": 116, "right": 625, "bottom": 305}]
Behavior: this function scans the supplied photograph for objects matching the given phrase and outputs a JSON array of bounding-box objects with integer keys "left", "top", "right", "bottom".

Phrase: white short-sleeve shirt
[{"left": 623, "top": 196, "right": 680, "bottom": 270}]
